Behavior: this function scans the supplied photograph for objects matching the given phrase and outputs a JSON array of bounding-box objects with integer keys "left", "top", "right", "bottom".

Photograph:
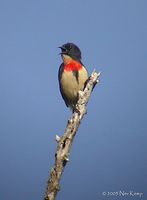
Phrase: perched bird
[{"left": 58, "top": 42, "right": 88, "bottom": 111}]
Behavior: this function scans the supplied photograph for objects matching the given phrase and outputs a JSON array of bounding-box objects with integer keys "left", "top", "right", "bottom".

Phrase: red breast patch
[{"left": 64, "top": 60, "right": 82, "bottom": 71}]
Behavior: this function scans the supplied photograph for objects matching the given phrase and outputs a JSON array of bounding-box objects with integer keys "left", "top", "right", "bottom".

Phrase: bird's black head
[{"left": 59, "top": 43, "right": 82, "bottom": 61}]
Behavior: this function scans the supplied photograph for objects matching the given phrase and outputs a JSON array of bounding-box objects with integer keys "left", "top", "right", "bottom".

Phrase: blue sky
[{"left": 0, "top": 0, "right": 147, "bottom": 199}]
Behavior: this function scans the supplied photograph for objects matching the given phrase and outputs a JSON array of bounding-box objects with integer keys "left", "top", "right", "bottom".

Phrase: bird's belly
[
  {"left": 61, "top": 68, "right": 88, "bottom": 101},
  {"left": 61, "top": 71, "right": 79, "bottom": 100}
]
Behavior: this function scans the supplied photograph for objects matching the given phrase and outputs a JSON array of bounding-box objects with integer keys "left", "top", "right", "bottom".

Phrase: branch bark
[{"left": 44, "top": 70, "right": 101, "bottom": 200}]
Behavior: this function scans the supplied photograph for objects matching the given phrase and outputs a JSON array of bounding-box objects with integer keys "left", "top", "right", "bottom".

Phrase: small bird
[{"left": 58, "top": 42, "right": 88, "bottom": 111}]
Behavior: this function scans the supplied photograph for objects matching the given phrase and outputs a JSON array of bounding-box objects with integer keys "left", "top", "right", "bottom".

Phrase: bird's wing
[{"left": 58, "top": 63, "right": 69, "bottom": 107}]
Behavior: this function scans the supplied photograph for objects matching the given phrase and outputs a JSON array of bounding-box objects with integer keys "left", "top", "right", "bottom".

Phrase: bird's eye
[{"left": 68, "top": 44, "right": 72, "bottom": 50}]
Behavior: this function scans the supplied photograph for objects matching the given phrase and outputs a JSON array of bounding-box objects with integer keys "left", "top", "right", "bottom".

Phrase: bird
[{"left": 58, "top": 42, "right": 89, "bottom": 111}]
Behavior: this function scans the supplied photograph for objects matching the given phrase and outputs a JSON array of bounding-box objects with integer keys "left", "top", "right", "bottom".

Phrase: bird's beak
[{"left": 58, "top": 46, "right": 66, "bottom": 55}]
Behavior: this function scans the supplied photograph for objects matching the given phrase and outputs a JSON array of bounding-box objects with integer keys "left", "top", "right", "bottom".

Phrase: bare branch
[{"left": 44, "top": 71, "right": 101, "bottom": 200}]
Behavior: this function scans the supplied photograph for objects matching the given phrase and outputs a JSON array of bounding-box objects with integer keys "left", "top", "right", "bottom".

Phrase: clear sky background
[{"left": 0, "top": 0, "right": 147, "bottom": 199}]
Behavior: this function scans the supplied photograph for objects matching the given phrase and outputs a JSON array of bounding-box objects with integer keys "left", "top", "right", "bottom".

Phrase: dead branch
[{"left": 44, "top": 70, "right": 101, "bottom": 200}]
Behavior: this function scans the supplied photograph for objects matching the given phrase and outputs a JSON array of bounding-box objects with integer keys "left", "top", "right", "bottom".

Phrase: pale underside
[{"left": 61, "top": 66, "right": 88, "bottom": 109}]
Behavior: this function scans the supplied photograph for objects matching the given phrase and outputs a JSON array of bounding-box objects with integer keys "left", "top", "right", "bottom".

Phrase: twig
[{"left": 44, "top": 70, "right": 101, "bottom": 200}]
